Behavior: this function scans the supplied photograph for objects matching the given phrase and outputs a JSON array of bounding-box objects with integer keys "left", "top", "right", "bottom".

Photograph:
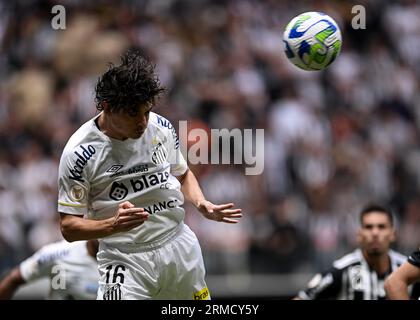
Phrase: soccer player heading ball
[{"left": 57, "top": 50, "right": 242, "bottom": 300}]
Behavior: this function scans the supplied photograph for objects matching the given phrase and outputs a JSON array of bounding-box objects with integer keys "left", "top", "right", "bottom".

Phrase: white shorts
[{"left": 97, "top": 223, "right": 210, "bottom": 300}]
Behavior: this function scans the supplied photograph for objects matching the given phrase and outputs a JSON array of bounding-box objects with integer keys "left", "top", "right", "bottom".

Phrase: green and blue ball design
[{"left": 283, "top": 12, "right": 342, "bottom": 71}]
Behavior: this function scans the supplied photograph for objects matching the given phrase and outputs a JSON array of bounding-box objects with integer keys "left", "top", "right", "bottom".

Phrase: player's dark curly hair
[
  {"left": 95, "top": 50, "right": 165, "bottom": 116},
  {"left": 360, "top": 204, "right": 394, "bottom": 226}
]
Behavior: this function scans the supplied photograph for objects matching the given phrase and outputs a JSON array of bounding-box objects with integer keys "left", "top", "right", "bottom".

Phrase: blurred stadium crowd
[{"left": 1, "top": 0, "right": 420, "bottom": 280}]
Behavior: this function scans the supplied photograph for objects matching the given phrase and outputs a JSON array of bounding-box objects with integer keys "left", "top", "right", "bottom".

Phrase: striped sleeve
[{"left": 297, "top": 268, "right": 343, "bottom": 300}]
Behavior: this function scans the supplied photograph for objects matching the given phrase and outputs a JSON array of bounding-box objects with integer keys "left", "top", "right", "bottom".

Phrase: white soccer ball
[{"left": 283, "top": 11, "right": 342, "bottom": 71}]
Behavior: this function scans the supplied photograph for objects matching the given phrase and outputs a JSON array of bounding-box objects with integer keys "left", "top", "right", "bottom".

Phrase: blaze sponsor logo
[
  {"left": 193, "top": 287, "right": 210, "bottom": 300},
  {"left": 109, "top": 182, "right": 129, "bottom": 201},
  {"left": 109, "top": 171, "right": 170, "bottom": 200},
  {"left": 130, "top": 172, "right": 169, "bottom": 192},
  {"left": 68, "top": 145, "right": 95, "bottom": 182},
  {"left": 160, "top": 182, "right": 172, "bottom": 189}
]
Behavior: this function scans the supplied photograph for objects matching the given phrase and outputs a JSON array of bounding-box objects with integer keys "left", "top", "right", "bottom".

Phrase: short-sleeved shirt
[
  {"left": 57, "top": 112, "right": 188, "bottom": 246},
  {"left": 20, "top": 240, "right": 98, "bottom": 300},
  {"left": 297, "top": 248, "right": 419, "bottom": 300}
]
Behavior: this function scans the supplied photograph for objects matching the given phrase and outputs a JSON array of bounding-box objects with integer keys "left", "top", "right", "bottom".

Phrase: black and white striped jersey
[{"left": 298, "top": 248, "right": 420, "bottom": 300}]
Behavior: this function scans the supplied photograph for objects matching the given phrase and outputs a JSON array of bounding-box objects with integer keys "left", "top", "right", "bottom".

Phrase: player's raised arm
[
  {"left": 385, "top": 249, "right": 420, "bottom": 300},
  {"left": 59, "top": 201, "right": 149, "bottom": 242},
  {"left": 177, "top": 169, "right": 242, "bottom": 223},
  {"left": 0, "top": 267, "right": 25, "bottom": 299},
  {"left": 385, "top": 262, "right": 420, "bottom": 300}
]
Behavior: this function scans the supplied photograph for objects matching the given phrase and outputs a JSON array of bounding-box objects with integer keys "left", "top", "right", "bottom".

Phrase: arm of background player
[
  {"left": 59, "top": 201, "right": 149, "bottom": 242},
  {"left": 0, "top": 267, "right": 26, "bottom": 299},
  {"left": 385, "top": 262, "right": 420, "bottom": 300},
  {"left": 177, "top": 169, "right": 242, "bottom": 224},
  {"left": 294, "top": 268, "right": 343, "bottom": 300}
]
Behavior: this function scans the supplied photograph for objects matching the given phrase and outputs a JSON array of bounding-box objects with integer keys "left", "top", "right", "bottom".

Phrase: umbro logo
[{"left": 106, "top": 165, "right": 123, "bottom": 173}]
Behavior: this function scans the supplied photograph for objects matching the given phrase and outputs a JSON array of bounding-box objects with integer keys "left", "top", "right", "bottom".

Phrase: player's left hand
[{"left": 197, "top": 200, "right": 242, "bottom": 223}]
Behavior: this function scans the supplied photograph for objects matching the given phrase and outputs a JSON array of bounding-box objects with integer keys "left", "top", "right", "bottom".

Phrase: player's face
[
  {"left": 109, "top": 104, "right": 152, "bottom": 140},
  {"left": 358, "top": 212, "right": 395, "bottom": 256}
]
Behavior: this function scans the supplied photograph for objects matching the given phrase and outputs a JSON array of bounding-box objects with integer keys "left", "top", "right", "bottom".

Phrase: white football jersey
[
  {"left": 57, "top": 112, "right": 188, "bottom": 246},
  {"left": 20, "top": 240, "right": 99, "bottom": 300}
]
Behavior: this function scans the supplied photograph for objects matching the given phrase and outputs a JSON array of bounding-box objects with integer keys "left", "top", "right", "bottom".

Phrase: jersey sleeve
[
  {"left": 408, "top": 250, "right": 420, "bottom": 268},
  {"left": 167, "top": 125, "right": 188, "bottom": 176},
  {"left": 154, "top": 115, "right": 188, "bottom": 176},
  {"left": 297, "top": 267, "right": 343, "bottom": 300},
  {"left": 19, "top": 242, "right": 70, "bottom": 282},
  {"left": 57, "top": 147, "right": 90, "bottom": 216}
]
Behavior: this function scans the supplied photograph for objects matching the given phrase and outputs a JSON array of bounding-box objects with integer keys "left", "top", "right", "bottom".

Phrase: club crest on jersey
[
  {"left": 152, "top": 137, "right": 167, "bottom": 164},
  {"left": 69, "top": 185, "right": 86, "bottom": 202},
  {"left": 349, "top": 265, "right": 363, "bottom": 290},
  {"left": 68, "top": 145, "right": 96, "bottom": 182},
  {"left": 151, "top": 141, "right": 167, "bottom": 164},
  {"left": 103, "top": 283, "right": 122, "bottom": 300}
]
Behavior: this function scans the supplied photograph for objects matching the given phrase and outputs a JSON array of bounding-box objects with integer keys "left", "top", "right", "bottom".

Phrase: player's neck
[
  {"left": 363, "top": 251, "right": 390, "bottom": 275},
  {"left": 97, "top": 113, "right": 128, "bottom": 140}
]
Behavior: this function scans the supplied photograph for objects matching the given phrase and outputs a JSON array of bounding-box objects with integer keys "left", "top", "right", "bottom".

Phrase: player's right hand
[{"left": 111, "top": 201, "right": 149, "bottom": 232}]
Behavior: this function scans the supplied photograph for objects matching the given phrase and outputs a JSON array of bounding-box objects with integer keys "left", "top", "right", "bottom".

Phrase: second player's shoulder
[
  {"left": 39, "top": 240, "right": 90, "bottom": 263},
  {"left": 388, "top": 249, "right": 409, "bottom": 265},
  {"left": 332, "top": 249, "right": 362, "bottom": 270},
  {"left": 35, "top": 240, "right": 76, "bottom": 264}
]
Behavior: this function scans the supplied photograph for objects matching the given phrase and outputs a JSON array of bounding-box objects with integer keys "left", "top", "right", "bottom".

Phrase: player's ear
[
  {"left": 389, "top": 227, "right": 396, "bottom": 242},
  {"left": 101, "top": 101, "right": 110, "bottom": 113},
  {"left": 356, "top": 229, "right": 362, "bottom": 244}
]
